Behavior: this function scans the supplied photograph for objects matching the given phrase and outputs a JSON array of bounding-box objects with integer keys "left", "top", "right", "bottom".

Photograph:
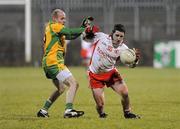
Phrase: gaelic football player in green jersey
[{"left": 37, "top": 9, "right": 92, "bottom": 118}]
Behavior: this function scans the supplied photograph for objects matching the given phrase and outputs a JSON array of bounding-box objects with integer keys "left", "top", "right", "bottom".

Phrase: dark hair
[{"left": 112, "top": 24, "right": 125, "bottom": 34}]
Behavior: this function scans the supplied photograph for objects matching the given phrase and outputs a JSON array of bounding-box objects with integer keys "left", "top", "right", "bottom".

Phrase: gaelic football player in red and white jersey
[{"left": 83, "top": 24, "right": 141, "bottom": 119}]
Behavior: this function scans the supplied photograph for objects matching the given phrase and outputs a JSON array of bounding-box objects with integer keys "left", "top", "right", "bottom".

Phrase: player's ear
[
  {"left": 110, "top": 33, "right": 113, "bottom": 39},
  {"left": 52, "top": 16, "right": 57, "bottom": 22}
]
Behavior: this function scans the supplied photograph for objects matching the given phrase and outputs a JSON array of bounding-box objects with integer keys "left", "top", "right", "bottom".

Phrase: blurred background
[{"left": 0, "top": 0, "right": 180, "bottom": 68}]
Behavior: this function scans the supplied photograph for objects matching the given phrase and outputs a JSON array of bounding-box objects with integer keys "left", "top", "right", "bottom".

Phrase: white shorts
[{"left": 56, "top": 68, "right": 72, "bottom": 82}]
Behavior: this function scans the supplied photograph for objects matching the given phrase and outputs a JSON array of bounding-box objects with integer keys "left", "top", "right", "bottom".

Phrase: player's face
[
  {"left": 56, "top": 12, "right": 66, "bottom": 25},
  {"left": 112, "top": 30, "right": 124, "bottom": 45}
]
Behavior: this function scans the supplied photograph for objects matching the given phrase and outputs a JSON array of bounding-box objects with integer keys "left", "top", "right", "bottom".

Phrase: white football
[{"left": 120, "top": 49, "right": 136, "bottom": 64}]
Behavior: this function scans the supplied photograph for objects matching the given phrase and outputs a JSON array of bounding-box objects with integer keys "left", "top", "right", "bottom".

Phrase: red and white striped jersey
[{"left": 89, "top": 32, "right": 128, "bottom": 73}]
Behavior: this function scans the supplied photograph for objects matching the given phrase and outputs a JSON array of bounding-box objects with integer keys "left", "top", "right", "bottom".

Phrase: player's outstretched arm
[
  {"left": 59, "top": 16, "right": 94, "bottom": 40},
  {"left": 60, "top": 27, "right": 85, "bottom": 40}
]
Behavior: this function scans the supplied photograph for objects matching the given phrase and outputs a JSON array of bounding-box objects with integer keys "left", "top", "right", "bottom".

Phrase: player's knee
[
  {"left": 97, "top": 101, "right": 104, "bottom": 107},
  {"left": 75, "top": 81, "right": 79, "bottom": 89},
  {"left": 70, "top": 80, "right": 79, "bottom": 89},
  {"left": 58, "top": 86, "right": 65, "bottom": 94},
  {"left": 122, "top": 88, "right": 128, "bottom": 94},
  {"left": 121, "top": 86, "right": 129, "bottom": 95},
  {"left": 100, "top": 101, "right": 104, "bottom": 106}
]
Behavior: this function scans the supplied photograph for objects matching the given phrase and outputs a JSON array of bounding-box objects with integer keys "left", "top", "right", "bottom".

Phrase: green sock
[
  {"left": 43, "top": 99, "right": 52, "bottom": 111},
  {"left": 65, "top": 103, "right": 73, "bottom": 110}
]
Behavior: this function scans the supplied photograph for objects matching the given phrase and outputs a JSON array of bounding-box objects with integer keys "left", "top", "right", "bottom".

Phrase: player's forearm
[
  {"left": 60, "top": 27, "right": 85, "bottom": 40},
  {"left": 65, "top": 33, "right": 82, "bottom": 40}
]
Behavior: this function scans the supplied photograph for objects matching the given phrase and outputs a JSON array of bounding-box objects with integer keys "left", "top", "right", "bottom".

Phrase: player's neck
[{"left": 112, "top": 43, "right": 119, "bottom": 48}]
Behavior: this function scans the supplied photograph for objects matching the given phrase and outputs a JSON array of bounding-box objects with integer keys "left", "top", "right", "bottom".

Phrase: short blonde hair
[{"left": 51, "top": 9, "right": 64, "bottom": 18}]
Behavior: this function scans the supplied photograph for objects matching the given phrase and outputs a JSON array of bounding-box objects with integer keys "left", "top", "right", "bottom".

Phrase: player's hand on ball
[
  {"left": 133, "top": 48, "right": 141, "bottom": 64},
  {"left": 128, "top": 48, "right": 141, "bottom": 68}
]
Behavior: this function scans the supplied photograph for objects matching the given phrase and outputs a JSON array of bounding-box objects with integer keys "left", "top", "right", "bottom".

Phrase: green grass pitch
[{"left": 0, "top": 67, "right": 180, "bottom": 129}]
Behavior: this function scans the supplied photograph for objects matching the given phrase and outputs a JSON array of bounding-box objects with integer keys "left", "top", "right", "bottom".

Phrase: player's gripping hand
[
  {"left": 133, "top": 48, "right": 140, "bottom": 63},
  {"left": 81, "top": 16, "right": 94, "bottom": 28},
  {"left": 129, "top": 48, "right": 141, "bottom": 68},
  {"left": 84, "top": 25, "right": 100, "bottom": 39}
]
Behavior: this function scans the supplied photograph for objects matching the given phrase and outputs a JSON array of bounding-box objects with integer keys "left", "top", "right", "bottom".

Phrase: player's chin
[{"left": 115, "top": 41, "right": 121, "bottom": 44}]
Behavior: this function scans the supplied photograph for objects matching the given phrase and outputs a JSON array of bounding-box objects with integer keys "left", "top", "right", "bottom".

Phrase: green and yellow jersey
[{"left": 42, "top": 20, "right": 84, "bottom": 79}]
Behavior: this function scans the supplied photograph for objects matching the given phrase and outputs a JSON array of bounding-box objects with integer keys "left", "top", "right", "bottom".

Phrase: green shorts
[
  {"left": 43, "top": 65, "right": 59, "bottom": 79},
  {"left": 43, "top": 64, "right": 67, "bottom": 79},
  {"left": 42, "top": 51, "right": 67, "bottom": 79}
]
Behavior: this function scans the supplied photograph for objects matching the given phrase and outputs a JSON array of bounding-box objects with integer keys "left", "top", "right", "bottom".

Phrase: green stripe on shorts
[{"left": 43, "top": 65, "right": 59, "bottom": 79}]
